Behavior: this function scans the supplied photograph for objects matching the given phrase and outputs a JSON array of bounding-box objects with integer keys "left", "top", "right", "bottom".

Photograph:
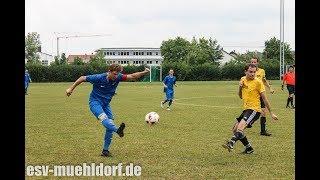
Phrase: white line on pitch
[
  {"left": 174, "top": 102, "right": 240, "bottom": 109},
  {"left": 175, "top": 96, "right": 235, "bottom": 101},
  {"left": 174, "top": 102, "right": 292, "bottom": 111}
]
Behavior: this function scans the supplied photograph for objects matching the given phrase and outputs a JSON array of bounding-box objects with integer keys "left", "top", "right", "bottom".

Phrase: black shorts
[
  {"left": 287, "top": 85, "right": 295, "bottom": 95},
  {"left": 259, "top": 97, "right": 265, "bottom": 108},
  {"left": 236, "top": 109, "right": 261, "bottom": 128}
]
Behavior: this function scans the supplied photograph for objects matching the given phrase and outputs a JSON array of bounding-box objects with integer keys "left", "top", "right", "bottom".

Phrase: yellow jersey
[
  {"left": 255, "top": 68, "right": 265, "bottom": 81},
  {"left": 240, "top": 76, "right": 266, "bottom": 112}
]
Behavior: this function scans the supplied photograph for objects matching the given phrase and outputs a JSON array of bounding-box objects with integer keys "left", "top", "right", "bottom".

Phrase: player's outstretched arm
[
  {"left": 238, "top": 80, "right": 243, "bottom": 99},
  {"left": 163, "top": 82, "right": 167, "bottom": 88},
  {"left": 262, "top": 77, "right": 275, "bottom": 94},
  {"left": 125, "top": 68, "right": 150, "bottom": 81},
  {"left": 260, "top": 92, "right": 278, "bottom": 120},
  {"left": 66, "top": 76, "right": 86, "bottom": 96}
]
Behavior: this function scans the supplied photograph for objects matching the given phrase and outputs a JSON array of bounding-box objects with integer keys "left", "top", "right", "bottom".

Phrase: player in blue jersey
[
  {"left": 25, "top": 69, "right": 32, "bottom": 95},
  {"left": 66, "top": 64, "right": 150, "bottom": 157},
  {"left": 161, "top": 69, "right": 177, "bottom": 111}
]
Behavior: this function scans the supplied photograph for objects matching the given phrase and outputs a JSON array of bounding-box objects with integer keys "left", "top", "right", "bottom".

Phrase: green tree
[
  {"left": 72, "top": 57, "right": 85, "bottom": 65},
  {"left": 186, "top": 37, "right": 209, "bottom": 65},
  {"left": 160, "top": 36, "right": 191, "bottom": 63},
  {"left": 208, "top": 37, "right": 223, "bottom": 64},
  {"left": 186, "top": 37, "right": 223, "bottom": 65},
  {"left": 90, "top": 51, "right": 106, "bottom": 65},
  {"left": 232, "top": 51, "right": 265, "bottom": 64},
  {"left": 161, "top": 36, "right": 223, "bottom": 65},
  {"left": 60, "top": 53, "right": 67, "bottom": 64},
  {"left": 51, "top": 56, "right": 60, "bottom": 66},
  {"left": 263, "top": 37, "right": 294, "bottom": 64},
  {"left": 25, "top": 32, "right": 41, "bottom": 64}
]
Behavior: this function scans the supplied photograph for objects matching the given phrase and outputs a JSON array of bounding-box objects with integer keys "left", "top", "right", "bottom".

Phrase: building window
[
  {"left": 156, "top": 61, "right": 158, "bottom": 64},
  {"left": 141, "top": 52, "right": 144, "bottom": 55},
  {"left": 156, "top": 52, "right": 159, "bottom": 55},
  {"left": 106, "top": 52, "right": 109, "bottom": 55}
]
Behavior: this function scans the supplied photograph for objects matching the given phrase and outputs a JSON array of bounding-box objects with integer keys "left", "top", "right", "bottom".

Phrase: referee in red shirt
[{"left": 282, "top": 65, "right": 295, "bottom": 108}]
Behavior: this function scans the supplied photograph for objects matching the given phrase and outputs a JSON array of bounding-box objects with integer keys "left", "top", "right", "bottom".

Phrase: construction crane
[{"left": 54, "top": 33, "right": 112, "bottom": 57}]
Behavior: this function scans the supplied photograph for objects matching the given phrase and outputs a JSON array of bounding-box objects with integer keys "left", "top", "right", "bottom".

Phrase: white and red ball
[{"left": 145, "top": 112, "right": 160, "bottom": 124}]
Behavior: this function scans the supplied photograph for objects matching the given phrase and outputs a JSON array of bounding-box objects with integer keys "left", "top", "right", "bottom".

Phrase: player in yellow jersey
[
  {"left": 251, "top": 57, "right": 275, "bottom": 136},
  {"left": 222, "top": 64, "right": 278, "bottom": 154}
]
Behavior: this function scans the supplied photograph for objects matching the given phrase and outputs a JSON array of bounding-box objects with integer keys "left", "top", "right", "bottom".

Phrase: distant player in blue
[
  {"left": 25, "top": 69, "right": 32, "bottom": 95},
  {"left": 66, "top": 64, "right": 150, "bottom": 157},
  {"left": 161, "top": 69, "right": 177, "bottom": 110}
]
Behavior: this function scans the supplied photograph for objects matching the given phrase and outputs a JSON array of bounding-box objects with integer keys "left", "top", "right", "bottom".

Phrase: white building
[
  {"left": 218, "top": 50, "right": 237, "bottom": 65},
  {"left": 96, "top": 48, "right": 163, "bottom": 66},
  {"left": 38, "top": 52, "right": 54, "bottom": 66}
]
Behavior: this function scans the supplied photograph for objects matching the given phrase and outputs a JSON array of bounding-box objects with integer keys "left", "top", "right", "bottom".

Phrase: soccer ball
[{"left": 145, "top": 112, "right": 160, "bottom": 125}]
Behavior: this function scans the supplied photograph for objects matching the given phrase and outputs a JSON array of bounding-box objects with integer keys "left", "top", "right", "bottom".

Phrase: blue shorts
[
  {"left": 165, "top": 89, "right": 174, "bottom": 100},
  {"left": 89, "top": 99, "right": 114, "bottom": 120}
]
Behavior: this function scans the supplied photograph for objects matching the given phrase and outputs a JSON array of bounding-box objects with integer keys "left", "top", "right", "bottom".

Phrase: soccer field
[{"left": 25, "top": 81, "right": 294, "bottom": 179}]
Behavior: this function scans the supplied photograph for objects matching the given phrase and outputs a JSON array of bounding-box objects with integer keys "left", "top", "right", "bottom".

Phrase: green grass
[{"left": 26, "top": 81, "right": 294, "bottom": 179}]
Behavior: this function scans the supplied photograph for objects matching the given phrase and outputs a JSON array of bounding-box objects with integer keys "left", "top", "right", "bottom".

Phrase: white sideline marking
[
  {"left": 175, "top": 96, "right": 234, "bottom": 101},
  {"left": 175, "top": 102, "right": 240, "bottom": 109},
  {"left": 174, "top": 97, "right": 290, "bottom": 111}
]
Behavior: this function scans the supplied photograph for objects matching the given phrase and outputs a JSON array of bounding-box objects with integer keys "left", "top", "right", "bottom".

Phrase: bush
[
  {"left": 185, "top": 63, "right": 221, "bottom": 81},
  {"left": 26, "top": 60, "right": 280, "bottom": 82},
  {"left": 220, "top": 61, "right": 246, "bottom": 80},
  {"left": 162, "top": 62, "right": 191, "bottom": 81}
]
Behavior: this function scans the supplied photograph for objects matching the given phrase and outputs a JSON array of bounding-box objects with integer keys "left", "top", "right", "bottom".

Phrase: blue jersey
[
  {"left": 25, "top": 73, "right": 31, "bottom": 83},
  {"left": 163, "top": 75, "right": 176, "bottom": 91},
  {"left": 86, "top": 73, "right": 126, "bottom": 104}
]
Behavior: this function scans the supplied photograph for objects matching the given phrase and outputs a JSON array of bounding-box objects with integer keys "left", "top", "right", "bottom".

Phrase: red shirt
[{"left": 283, "top": 72, "right": 295, "bottom": 85}]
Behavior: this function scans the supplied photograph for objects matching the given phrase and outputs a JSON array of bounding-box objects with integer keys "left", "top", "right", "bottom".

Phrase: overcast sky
[{"left": 25, "top": 0, "right": 294, "bottom": 56}]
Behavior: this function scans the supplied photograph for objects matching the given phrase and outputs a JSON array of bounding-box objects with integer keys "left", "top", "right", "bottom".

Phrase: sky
[{"left": 25, "top": 0, "right": 294, "bottom": 56}]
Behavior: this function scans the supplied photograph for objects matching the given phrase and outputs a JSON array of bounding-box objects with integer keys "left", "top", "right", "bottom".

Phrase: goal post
[{"left": 142, "top": 65, "right": 162, "bottom": 82}]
